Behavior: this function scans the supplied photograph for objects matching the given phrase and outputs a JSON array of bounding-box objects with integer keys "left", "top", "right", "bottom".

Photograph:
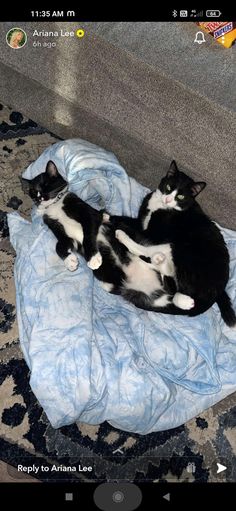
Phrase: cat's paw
[
  {"left": 102, "top": 212, "right": 110, "bottom": 223},
  {"left": 173, "top": 292, "right": 195, "bottom": 310},
  {"left": 151, "top": 252, "right": 166, "bottom": 265},
  {"left": 115, "top": 229, "right": 127, "bottom": 243},
  {"left": 37, "top": 204, "right": 45, "bottom": 215},
  {"left": 87, "top": 252, "right": 102, "bottom": 270},
  {"left": 100, "top": 281, "right": 114, "bottom": 293},
  {"left": 64, "top": 253, "right": 79, "bottom": 272}
]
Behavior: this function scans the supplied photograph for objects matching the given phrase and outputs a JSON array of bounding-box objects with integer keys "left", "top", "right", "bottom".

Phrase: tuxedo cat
[
  {"left": 21, "top": 160, "right": 186, "bottom": 312},
  {"left": 115, "top": 161, "right": 236, "bottom": 327},
  {"left": 94, "top": 216, "right": 180, "bottom": 310},
  {"left": 21, "top": 161, "right": 106, "bottom": 271},
  {"left": 20, "top": 160, "right": 203, "bottom": 314}
]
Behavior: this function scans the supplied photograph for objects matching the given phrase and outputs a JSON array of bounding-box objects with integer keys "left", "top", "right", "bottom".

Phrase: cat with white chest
[
  {"left": 21, "top": 160, "right": 180, "bottom": 311},
  {"left": 21, "top": 161, "right": 106, "bottom": 271},
  {"left": 115, "top": 161, "right": 236, "bottom": 327}
]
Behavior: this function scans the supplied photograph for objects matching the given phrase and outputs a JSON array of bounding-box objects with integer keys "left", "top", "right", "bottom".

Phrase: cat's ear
[
  {"left": 20, "top": 176, "right": 30, "bottom": 193},
  {"left": 190, "top": 181, "right": 206, "bottom": 197},
  {"left": 167, "top": 160, "right": 179, "bottom": 178},
  {"left": 45, "top": 160, "right": 59, "bottom": 178}
]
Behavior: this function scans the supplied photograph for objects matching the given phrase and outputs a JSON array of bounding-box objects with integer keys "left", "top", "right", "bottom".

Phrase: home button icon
[{"left": 93, "top": 483, "right": 142, "bottom": 510}]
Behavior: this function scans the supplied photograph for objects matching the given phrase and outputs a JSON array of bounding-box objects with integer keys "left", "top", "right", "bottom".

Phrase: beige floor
[{"left": 0, "top": 461, "right": 39, "bottom": 482}]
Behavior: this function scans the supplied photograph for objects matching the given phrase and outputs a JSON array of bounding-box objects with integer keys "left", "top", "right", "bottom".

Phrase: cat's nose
[{"left": 165, "top": 196, "right": 172, "bottom": 203}]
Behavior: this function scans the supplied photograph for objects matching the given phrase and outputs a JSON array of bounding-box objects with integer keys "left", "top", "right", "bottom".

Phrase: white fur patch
[
  {"left": 87, "top": 252, "right": 102, "bottom": 270},
  {"left": 124, "top": 258, "right": 163, "bottom": 295},
  {"left": 97, "top": 225, "right": 122, "bottom": 268},
  {"left": 115, "top": 231, "right": 175, "bottom": 277},
  {"left": 98, "top": 226, "right": 167, "bottom": 301},
  {"left": 64, "top": 253, "right": 79, "bottom": 271},
  {"left": 100, "top": 282, "right": 114, "bottom": 292},
  {"left": 115, "top": 229, "right": 149, "bottom": 257},
  {"left": 42, "top": 195, "right": 84, "bottom": 245},
  {"left": 161, "top": 189, "right": 178, "bottom": 209},
  {"left": 153, "top": 295, "right": 171, "bottom": 307},
  {"left": 173, "top": 292, "right": 195, "bottom": 310},
  {"left": 143, "top": 190, "right": 163, "bottom": 230},
  {"left": 151, "top": 252, "right": 166, "bottom": 265},
  {"left": 143, "top": 189, "right": 182, "bottom": 230},
  {"left": 151, "top": 247, "right": 175, "bottom": 277}
]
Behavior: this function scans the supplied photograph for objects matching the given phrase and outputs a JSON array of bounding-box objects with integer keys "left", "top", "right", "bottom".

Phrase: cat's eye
[
  {"left": 166, "top": 184, "right": 171, "bottom": 191},
  {"left": 177, "top": 194, "right": 185, "bottom": 200}
]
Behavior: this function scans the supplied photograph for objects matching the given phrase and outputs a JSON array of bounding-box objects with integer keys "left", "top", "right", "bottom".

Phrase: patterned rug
[{"left": 1, "top": 103, "right": 236, "bottom": 483}]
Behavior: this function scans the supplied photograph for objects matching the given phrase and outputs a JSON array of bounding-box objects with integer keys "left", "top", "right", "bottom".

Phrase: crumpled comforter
[{"left": 7, "top": 138, "right": 236, "bottom": 434}]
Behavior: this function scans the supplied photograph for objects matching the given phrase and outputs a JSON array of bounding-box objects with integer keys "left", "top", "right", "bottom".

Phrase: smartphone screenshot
[{"left": 0, "top": 5, "right": 236, "bottom": 508}]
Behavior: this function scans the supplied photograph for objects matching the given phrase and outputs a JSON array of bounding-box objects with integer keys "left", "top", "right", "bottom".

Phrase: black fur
[
  {"left": 94, "top": 215, "right": 175, "bottom": 309},
  {"left": 21, "top": 161, "right": 104, "bottom": 265},
  {"left": 21, "top": 161, "right": 68, "bottom": 204},
  {"left": 136, "top": 161, "right": 236, "bottom": 325}
]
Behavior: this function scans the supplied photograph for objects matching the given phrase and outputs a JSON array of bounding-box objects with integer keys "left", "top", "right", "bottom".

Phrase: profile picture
[{"left": 6, "top": 28, "right": 27, "bottom": 49}]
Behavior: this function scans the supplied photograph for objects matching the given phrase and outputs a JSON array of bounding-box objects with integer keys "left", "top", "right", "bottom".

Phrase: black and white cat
[
  {"left": 21, "top": 161, "right": 106, "bottom": 272},
  {"left": 115, "top": 160, "right": 236, "bottom": 327},
  {"left": 21, "top": 160, "right": 189, "bottom": 312},
  {"left": 21, "top": 159, "right": 216, "bottom": 316},
  {"left": 94, "top": 216, "right": 180, "bottom": 309}
]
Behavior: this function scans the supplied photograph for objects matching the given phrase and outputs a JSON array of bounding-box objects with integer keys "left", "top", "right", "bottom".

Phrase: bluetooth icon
[{"left": 172, "top": 10, "right": 178, "bottom": 18}]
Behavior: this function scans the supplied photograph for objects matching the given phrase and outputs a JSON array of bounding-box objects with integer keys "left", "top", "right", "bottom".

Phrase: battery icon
[{"left": 206, "top": 10, "right": 222, "bottom": 17}]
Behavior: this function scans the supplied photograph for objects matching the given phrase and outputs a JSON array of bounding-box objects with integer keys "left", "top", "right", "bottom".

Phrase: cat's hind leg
[
  {"left": 151, "top": 248, "right": 175, "bottom": 277},
  {"left": 100, "top": 281, "right": 114, "bottom": 292},
  {"left": 172, "top": 292, "right": 195, "bottom": 310},
  {"left": 43, "top": 214, "right": 79, "bottom": 271}
]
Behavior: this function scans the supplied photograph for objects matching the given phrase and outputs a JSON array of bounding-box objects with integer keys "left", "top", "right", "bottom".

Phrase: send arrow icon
[{"left": 217, "top": 463, "right": 227, "bottom": 474}]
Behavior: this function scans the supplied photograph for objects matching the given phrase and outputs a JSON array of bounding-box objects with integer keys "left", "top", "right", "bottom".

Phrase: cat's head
[
  {"left": 21, "top": 161, "right": 67, "bottom": 205},
  {"left": 158, "top": 160, "right": 206, "bottom": 210}
]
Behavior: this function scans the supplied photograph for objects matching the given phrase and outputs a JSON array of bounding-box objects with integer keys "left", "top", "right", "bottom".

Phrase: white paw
[
  {"left": 102, "top": 212, "right": 110, "bottom": 223},
  {"left": 153, "top": 295, "right": 171, "bottom": 307},
  {"left": 64, "top": 253, "right": 79, "bottom": 272},
  {"left": 100, "top": 281, "right": 114, "bottom": 292},
  {"left": 115, "top": 229, "right": 127, "bottom": 242},
  {"left": 173, "top": 292, "right": 195, "bottom": 310},
  {"left": 87, "top": 252, "right": 102, "bottom": 270},
  {"left": 151, "top": 252, "right": 166, "bottom": 265}
]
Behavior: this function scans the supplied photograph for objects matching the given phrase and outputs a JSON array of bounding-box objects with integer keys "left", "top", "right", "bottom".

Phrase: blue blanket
[{"left": 7, "top": 139, "right": 236, "bottom": 434}]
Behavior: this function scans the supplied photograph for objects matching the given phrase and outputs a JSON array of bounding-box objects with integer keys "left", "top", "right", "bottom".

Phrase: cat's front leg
[
  {"left": 43, "top": 214, "right": 79, "bottom": 271},
  {"left": 115, "top": 230, "right": 162, "bottom": 259},
  {"left": 115, "top": 230, "right": 149, "bottom": 257},
  {"left": 87, "top": 252, "right": 103, "bottom": 270},
  {"left": 56, "top": 242, "right": 79, "bottom": 271}
]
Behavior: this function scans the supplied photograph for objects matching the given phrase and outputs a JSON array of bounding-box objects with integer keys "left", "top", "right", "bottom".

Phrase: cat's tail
[{"left": 216, "top": 291, "right": 236, "bottom": 328}]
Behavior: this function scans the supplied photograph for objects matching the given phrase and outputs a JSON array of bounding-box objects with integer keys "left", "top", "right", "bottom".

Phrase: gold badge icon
[{"left": 76, "top": 29, "right": 85, "bottom": 38}]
